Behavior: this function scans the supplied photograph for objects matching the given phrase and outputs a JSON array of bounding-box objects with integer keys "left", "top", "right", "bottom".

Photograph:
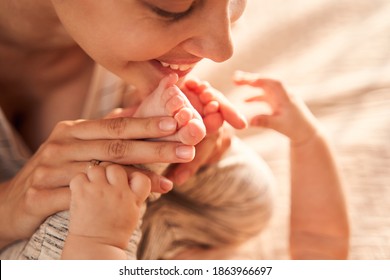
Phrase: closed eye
[{"left": 151, "top": 4, "right": 195, "bottom": 21}]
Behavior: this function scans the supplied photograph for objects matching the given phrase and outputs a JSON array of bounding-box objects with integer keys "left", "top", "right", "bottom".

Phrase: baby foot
[{"left": 134, "top": 74, "right": 206, "bottom": 146}]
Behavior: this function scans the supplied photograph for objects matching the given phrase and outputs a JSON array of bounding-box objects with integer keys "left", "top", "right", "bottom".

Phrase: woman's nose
[{"left": 182, "top": 12, "right": 234, "bottom": 63}]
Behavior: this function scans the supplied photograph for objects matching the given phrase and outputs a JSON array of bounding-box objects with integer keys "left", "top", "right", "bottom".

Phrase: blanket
[{"left": 192, "top": 0, "right": 390, "bottom": 259}]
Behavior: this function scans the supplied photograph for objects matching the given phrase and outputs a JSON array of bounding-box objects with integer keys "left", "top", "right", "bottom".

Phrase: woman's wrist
[
  {"left": 0, "top": 182, "right": 20, "bottom": 249},
  {"left": 0, "top": 218, "right": 28, "bottom": 250},
  {"left": 0, "top": 238, "right": 15, "bottom": 251},
  {"left": 0, "top": 221, "right": 21, "bottom": 250}
]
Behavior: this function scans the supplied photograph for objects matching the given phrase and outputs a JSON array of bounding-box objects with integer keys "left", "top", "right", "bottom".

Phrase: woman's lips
[{"left": 150, "top": 59, "right": 198, "bottom": 78}]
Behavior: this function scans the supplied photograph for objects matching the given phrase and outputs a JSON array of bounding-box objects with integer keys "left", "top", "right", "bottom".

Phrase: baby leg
[{"left": 134, "top": 74, "right": 206, "bottom": 146}]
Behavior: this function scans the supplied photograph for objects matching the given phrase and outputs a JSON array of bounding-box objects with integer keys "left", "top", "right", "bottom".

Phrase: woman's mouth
[
  {"left": 159, "top": 61, "right": 197, "bottom": 71},
  {"left": 151, "top": 59, "right": 199, "bottom": 78}
]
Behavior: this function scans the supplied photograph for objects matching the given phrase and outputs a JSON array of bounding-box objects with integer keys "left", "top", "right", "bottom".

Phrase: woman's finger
[
  {"left": 53, "top": 116, "right": 178, "bottom": 140},
  {"left": 32, "top": 187, "right": 72, "bottom": 215},
  {"left": 58, "top": 139, "right": 195, "bottom": 164}
]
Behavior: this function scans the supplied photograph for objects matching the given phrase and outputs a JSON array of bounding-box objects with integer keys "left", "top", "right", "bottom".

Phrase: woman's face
[{"left": 51, "top": 0, "right": 246, "bottom": 96}]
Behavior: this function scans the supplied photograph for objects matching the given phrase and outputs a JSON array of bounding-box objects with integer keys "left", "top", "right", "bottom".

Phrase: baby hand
[
  {"left": 68, "top": 165, "right": 150, "bottom": 249},
  {"left": 182, "top": 77, "right": 247, "bottom": 133},
  {"left": 234, "top": 71, "right": 319, "bottom": 145}
]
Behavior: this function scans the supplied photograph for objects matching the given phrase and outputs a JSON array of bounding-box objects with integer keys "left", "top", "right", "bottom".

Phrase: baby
[{"left": 62, "top": 73, "right": 223, "bottom": 259}]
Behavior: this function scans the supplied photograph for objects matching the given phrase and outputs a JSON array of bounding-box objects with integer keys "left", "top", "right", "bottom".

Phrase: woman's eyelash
[{"left": 152, "top": 6, "right": 194, "bottom": 21}]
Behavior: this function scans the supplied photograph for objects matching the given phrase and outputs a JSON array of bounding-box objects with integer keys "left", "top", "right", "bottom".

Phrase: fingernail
[
  {"left": 160, "top": 177, "right": 173, "bottom": 192},
  {"left": 159, "top": 117, "right": 177, "bottom": 132},
  {"left": 176, "top": 145, "right": 195, "bottom": 160}
]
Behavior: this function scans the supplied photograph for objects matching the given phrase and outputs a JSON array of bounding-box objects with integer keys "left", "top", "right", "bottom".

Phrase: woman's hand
[
  {"left": 234, "top": 71, "right": 319, "bottom": 145},
  {"left": 0, "top": 115, "right": 194, "bottom": 248}
]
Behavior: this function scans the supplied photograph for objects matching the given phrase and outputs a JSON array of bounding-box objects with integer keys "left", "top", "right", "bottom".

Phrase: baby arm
[
  {"left": 235, "top": 71, "right": 350, "bottom": 259},
  {"left": 61, "top": 165, "right": 150, "bottom": 259}
]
